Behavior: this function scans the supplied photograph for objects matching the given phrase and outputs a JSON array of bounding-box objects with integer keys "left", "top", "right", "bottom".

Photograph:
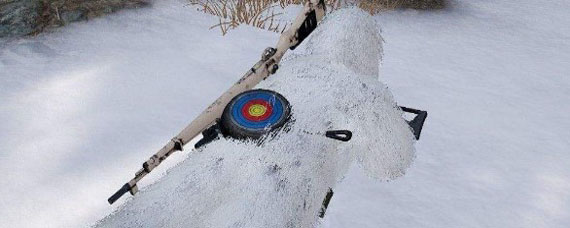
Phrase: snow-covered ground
[
  {"left": 0, "top": 2, "right": 280, "bottom": 227},
  {"left": 323, "top": 1, "right": 570, "bottom": 228},
  {"left": 1, "top": 0, "right": 569, "bottom": 227}
]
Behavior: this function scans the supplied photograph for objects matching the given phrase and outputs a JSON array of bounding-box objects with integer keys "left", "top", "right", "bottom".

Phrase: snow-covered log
[{"left": 96, "top": 7, "right": 415, "bottom": 228}]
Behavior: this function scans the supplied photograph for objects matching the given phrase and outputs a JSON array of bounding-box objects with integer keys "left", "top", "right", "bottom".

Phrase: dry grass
[
  {"left": 358, "top": 0, "right": 445, "bottom": 14},
  {"left": 190, "top": 0, "right": 286, "bottom": 35},
  {"left": 401, "top": 0, "right": 445, "bottom": 10},
  {"left": 189, "top": 0, "right": 445, "bottom": 35},
  {"left": 38, "top": 0, "right": 150, "bottom": 31},
  {"left": 188, "top": 0, "right": 338, "bottom": 35},
  {"left": 357, "top": 0, "right": 401, "bottom": 13}
]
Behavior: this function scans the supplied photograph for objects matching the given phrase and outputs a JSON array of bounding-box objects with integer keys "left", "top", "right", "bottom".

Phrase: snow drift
[{"left": 96, "top": 7, "right": 415, "bottom": 228}]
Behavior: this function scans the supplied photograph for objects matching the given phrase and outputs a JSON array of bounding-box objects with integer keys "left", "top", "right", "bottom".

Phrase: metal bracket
[
  {"left": 318, "top": 188, "right": 334, "bottom": 218},
  {"left": 194, "top": 121, "right": 222, "bottom": 149},
  {"left": 261, "top": 47, "right": 276, "bottom": 61},
  {"left": 172, "top": 137, "right": 184, "bottom": 151},
  {"left": 400, "top": 106, "right": 428, "bottom": 140}
]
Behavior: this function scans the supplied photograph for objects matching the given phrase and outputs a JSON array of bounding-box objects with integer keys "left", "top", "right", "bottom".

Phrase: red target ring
[{"left": 241, "top": 99, "right": 273, "bottom": 122}]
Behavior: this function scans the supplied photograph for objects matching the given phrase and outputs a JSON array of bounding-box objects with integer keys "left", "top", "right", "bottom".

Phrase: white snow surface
[
  {"left": 1, "top": 0, "right": 570, "bottom": 227},
  {"left": 323, "top": 1, "right": 570, "bottom": 228},
  {"left": 95, "top": 8, "right": 415, "bottom": 228}
]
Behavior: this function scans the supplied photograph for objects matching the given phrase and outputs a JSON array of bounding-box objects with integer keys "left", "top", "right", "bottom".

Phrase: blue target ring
[{"left": 231, "top": 91, "right": 285, "bottom": 130}]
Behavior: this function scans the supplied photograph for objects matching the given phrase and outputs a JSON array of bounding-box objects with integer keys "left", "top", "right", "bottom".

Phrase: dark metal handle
[
  {"left": 108, "top": 183, "right": 131, "bottom": 205},
  {"left": 400, "top": 106, "right": 422, "bottom": 114},
  {"left": 325, "top": 130, "right": 352, "bottom": 142}
]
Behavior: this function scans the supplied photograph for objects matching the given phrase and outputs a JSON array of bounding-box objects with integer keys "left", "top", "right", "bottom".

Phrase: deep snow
[
  {"left": 1, "top": 0, "right": 569, "bottom": 227},
  {"left": 0, "top": 1, "right": 281, "bottom": 227},
  {"left": 323, "top": 1, "right": 570, "bottom": 227}
]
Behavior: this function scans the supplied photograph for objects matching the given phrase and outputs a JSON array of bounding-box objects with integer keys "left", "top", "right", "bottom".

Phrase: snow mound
[{"left": 96, "top": 7, "right": 414, "bottom": 228}]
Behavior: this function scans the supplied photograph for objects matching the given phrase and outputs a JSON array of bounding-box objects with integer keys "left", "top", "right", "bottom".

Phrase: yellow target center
[{"left": 248, "top": 104, "right": 267, "bottom": 117}]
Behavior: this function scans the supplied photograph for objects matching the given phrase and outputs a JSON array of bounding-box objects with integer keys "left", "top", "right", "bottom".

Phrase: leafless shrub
[
  {"left": 189, "top": 0, "right": 288, "bottom": 35},
  {"left": 400, "top": 0, "right": 445, "bottom": 10},
  {"left": 188, "top": 0, "right": 338, "bottom": 35},
  {"left": 357, "top": 0, "right": 402, "bottom": 13},
  {"left": 189, "top": 0, "right": 445, "bottom": 35},
  {"left": 358, "top": 0, "right": 445, "bottom": 13}
]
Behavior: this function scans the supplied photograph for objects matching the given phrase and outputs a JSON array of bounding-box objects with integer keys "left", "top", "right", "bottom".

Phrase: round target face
[
  {"left": 221, "top": 89, "right": 291, "bottom": 139},
  {"left": 230, "top": 90, "right": 287, "bottom": 130}
]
